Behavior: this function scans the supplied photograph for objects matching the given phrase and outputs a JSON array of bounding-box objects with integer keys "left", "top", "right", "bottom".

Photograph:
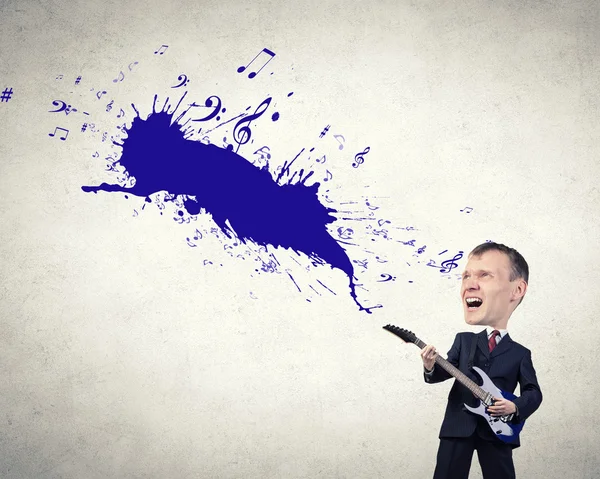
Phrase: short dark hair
[{"left": 469, "top": 242, "right": 529, "bottom": 306}]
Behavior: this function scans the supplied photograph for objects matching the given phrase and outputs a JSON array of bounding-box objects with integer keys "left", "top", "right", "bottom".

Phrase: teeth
[{"left": 466, "top": 297, "right": 482, "bottom": 304}]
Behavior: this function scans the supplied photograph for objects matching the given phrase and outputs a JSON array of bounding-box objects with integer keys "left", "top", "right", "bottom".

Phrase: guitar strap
[{"left": 467, "top": 333, "right": 478, "bottom": 370}]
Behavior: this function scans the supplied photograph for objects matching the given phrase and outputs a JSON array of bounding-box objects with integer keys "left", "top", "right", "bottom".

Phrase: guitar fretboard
[{"left": 413, "top": 338, "right": 488, "bottom": 401}]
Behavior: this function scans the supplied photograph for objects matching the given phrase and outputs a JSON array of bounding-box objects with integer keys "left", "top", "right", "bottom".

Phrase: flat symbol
[{"left": 0, "top": 87, "right": 13, "bottom": 102}]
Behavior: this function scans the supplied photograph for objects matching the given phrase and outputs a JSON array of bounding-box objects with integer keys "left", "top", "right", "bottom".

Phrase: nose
[{"left": 462, "top": 277, "right": 479, "bottom": 292}]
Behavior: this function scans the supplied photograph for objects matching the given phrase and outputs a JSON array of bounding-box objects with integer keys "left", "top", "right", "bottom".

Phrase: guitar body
[{"left": 464, "top": 366, "right": 524, "bottom": 444}]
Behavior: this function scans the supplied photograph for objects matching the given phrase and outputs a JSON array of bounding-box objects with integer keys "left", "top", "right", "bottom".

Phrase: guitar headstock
[{"left": 383, "top": 324, "right": 418, "bottom": 344}]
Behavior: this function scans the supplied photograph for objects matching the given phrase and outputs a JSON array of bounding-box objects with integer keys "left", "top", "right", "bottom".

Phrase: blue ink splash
[{"left": 82, "top": 95, "right": 372, "bottom": 312}]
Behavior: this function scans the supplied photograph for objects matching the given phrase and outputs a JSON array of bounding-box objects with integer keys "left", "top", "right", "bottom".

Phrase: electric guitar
[{"left": 383, "top": 324, "right": 524, "bottom": 444}]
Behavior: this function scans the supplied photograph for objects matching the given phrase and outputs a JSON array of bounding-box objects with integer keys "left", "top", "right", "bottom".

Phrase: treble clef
[
  {"left": 232, "top": 97, "right": 272, "bottom": 153},
  {"left": 440, "top": 251, "right": 464, "bottom": 273},
  {"left": 352, "top": 146, "right": 370, "bottom": 168}
]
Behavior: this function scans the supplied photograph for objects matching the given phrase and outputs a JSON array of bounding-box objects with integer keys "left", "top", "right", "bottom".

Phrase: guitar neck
[{"left": 413, "top": 338, "right": 487, "bottom": 401}]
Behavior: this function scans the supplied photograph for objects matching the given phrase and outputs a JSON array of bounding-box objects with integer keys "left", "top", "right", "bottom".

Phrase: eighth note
[
  {"left": 112, "top": 71, "right": 124, "bottom": 83},
  {"left": 237, "top": 48, "right": 275, "bottom": 79},
  {"left": 48, "top": 127, "right": 69, "bottom": 141},
  {"left": 334, "top": 134, "right": 345, "bottom": 150}
]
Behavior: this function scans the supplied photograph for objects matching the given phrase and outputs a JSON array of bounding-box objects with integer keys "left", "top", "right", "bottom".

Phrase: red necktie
[{"left": 488, "top": 330, "right": 500, "bottom": 352}]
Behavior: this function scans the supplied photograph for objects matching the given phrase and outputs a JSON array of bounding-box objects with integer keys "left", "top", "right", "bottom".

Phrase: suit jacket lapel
[
  {"left": 477, "top": 330, "right": 490, "bottom": 359},
  {"left": 490, "top": 332, "right": 513, "bottom": 358}
]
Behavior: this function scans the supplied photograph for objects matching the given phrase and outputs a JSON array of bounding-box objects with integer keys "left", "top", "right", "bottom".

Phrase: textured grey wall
[{"left": 1, "top": 0, "right": 599, "bottom": 477}]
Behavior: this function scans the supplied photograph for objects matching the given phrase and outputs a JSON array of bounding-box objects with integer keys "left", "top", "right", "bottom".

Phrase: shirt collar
[{"left": 486, "top": 326, "right": 508, "bottom": 338}]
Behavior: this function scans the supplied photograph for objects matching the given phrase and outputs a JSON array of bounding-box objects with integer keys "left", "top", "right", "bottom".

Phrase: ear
[{"left": 512, "top": 279, "right": 527, "bottom": 302}]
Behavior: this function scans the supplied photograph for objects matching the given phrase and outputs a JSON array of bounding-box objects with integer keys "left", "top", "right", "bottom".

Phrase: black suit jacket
[{"left": 424, "top": 330, "right": 542, "bottom": 448}]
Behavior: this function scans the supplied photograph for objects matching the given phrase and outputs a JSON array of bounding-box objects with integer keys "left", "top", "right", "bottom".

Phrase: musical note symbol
[
  {"left": 372, "top": 229, "right": 389, "bottom": 239},
  {"left": 48, "top": 127, "right": 69, "bottom": 141},
  {"left": 64, "top": 104, "right": 77, "bottom": 115},
  {"left": 439, "top": 251, "right": 464, "bottom": 273},
  {"left": 334, "top": 134, "right": 345, "bottom": 150},
  {"left": 106, "top": 100, "right": 114, "bottom": 112},
  {"left": 154, "top": 44, "right": 168, "bottom": 55},
  {"left": 417, "top": 245, "right": 426, "bottom": 254},
  {"left": 323, "top": 170, "right": 333, "bottom": 182},
  {"left": 377, "top": 273, "right": 396, "bottom": 282},
  {"left": 426, "top": 259, "right": 442, "bottom": 269},
  {"left": 237, "top": 48, "right": 276, "bottom": 79},
  {"left": 366, "top": 199, "right": 379, "bottom": 210},
  {"left": 96, "top": 90, "right": 107, "bottom": 99},
  {"left": 377, "top": 219, "right": 390, "bottom": 227},
  {"left": 315, "top": 154, "right": 327, "bottom": 164},
  {"left": 375, "top": 255, "right": 388, "bottom": 263},
  {"left": 460, "top": 206, "right": 473, "bottom": 213},
  {"left": 337, "top": 227, "right": 354, "bottom": 240},
  {"left": 171, "top": 74, "right": 189, "bottom": 88},
  {"left": 56, "top": 74, "right": 63, "bottom": 80},
  {"left": 49, "top": 100, "right": 67, "bottom": 112},
  {"left": 352, "top": 146, "right": 370, "bottom": 168},
  {"left": 92, "top": 151, "right": 99, "bottom": 158},
  {"left": 232, "top": 97, "right": 271, "bottom": 152},
  {"left": 112, "top": 71, "right": 124, "bottom": 83},
  {"left": 117, "top": 108, "right": 125, "bottom": 118},
  {"left": 352, "top": 258, "right": 368, "bottom": 270},
  {"left": 191, "top": 95, "right": 226, "bottom": 122},
  {"left": 253, "top": 146, "right": 271, "bottom": 160},
  {"left": 128, "top": 61, "right": 139, "bottom": 71}
]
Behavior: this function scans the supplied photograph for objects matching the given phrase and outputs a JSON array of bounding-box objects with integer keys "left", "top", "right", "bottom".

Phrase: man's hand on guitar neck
[{"left": 421, "top": 344, "right": 438, "bottom": 372}]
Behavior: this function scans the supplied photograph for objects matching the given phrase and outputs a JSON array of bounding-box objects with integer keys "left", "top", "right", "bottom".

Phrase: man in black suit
[{"left": 421, "top": 242, "right": 542, "bottom": 479}]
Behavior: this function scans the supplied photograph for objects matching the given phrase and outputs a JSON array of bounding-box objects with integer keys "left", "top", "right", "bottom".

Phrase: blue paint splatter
[{"left": 82, "top": 95, "right": 372, "bottom": 312}]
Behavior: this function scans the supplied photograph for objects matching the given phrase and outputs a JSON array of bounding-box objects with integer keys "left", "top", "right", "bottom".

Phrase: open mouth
[{"left": 465, "top": 297, "right": 483, "bottom": 311}]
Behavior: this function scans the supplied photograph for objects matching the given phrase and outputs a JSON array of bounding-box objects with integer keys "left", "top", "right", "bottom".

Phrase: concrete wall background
[{"left": 1, "top": 1, "right": 598, "bottom": 477}]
